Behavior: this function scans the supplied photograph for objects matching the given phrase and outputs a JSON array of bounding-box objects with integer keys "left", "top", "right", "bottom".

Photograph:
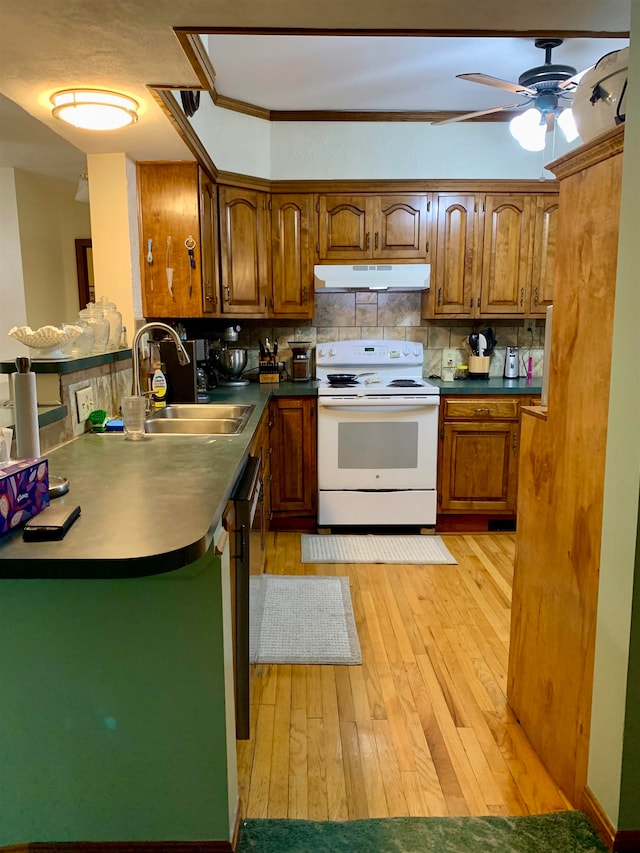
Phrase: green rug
[{"left": 238, "top": 811, "right": 608, "bottom": 852}]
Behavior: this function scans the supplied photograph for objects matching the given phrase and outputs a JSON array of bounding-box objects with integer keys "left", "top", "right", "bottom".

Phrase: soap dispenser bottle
[{"left": 151, "top": 361, "right": 168, "bottom": 408}]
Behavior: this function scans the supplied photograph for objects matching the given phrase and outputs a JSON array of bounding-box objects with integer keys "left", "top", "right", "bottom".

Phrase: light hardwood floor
[{"left": 237, "top": 532, "right": 571, "bottom": 821}]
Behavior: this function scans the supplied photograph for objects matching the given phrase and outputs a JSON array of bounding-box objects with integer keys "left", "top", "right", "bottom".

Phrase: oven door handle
[{"left": 318, "top": 398, "right": 439, "bottom": 413}]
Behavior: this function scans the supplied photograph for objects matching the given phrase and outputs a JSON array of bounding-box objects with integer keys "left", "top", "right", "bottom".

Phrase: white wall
[
  {"left": 270, "top": 120, "right": 575, "bottom": 180},
  {"left": 87, "top": 153, "right": 142, "bottom": 341},
  {"left": 191, "top": 98, "right": 271, "bottom": 179},
  {"left": 14, "top": 169, "right": 91, "bottom": 329},
  {"left": 0, "top": 168, "right": 27, "bottom": 397}
]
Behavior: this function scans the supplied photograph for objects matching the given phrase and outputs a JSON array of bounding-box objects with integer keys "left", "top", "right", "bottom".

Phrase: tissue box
[{"left": 0, "top": 458, "right": 49, "bottom": 538}]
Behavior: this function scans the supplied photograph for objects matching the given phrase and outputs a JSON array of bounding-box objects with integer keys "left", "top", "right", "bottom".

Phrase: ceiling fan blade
[
  {"left": 432, "top": 103, "right": 523, "bottom": 126},
  {"left": 457, "top": 73, "right": 537, "bottom": 96},
  {"left": 557, "top": 67, "right": 590, "bottom": 90}
]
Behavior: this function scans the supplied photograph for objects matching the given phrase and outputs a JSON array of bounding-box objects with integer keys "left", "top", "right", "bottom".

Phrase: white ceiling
[
  {"left": 0, "top": 1, "right": 631, "bottom": 187},
  {"left": 205, "top": 34, "right": 629, "bottom": 113}
]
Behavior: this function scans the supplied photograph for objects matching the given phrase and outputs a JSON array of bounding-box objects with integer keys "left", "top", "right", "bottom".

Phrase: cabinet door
[
  {"left": 269, "top": 397, "right": 317, "bottom": 515},
  {"left": 318, "top": 195, "right": 373, "bottom": 260},
  {"left": 480, "top": 195, "right": 534, "bottom": 315},
  {"left": 439, "top": 420, "right": 519, "bottom": 513},
  {"left": 529, "top": 194, "right": 558, "bottom": 316},
  {"left": 271, "top": 193, "right": 314, "bottom": 317},
  {"left": 219, "top": 186, "right": 269, "bottom": 315},
  {"left": 198, "top": 171, "right": 221, "bottom": 316},
  {"left": 374, "top": 194, "right": 429, "bottom": 259},
  {"left": 430, "top": 194, "right": 481, "bottom": 317},
  {"left": 138, "top": 162, "right": 206, "bottom": 318}
]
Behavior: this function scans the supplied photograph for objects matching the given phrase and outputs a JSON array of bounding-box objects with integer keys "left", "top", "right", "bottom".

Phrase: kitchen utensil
[
  {"left": 478, "top": 333, "right": 487, "bottom": 357},
  {"left": 480, "top": 327, "right": 496, "bottom": 354},
  {"left": 216, "top": 346, "right": 249, "bottom": 386},
  {"left": 468, "top": 355, "right": 490, "bottom": 379},
  {"left": 166, "top": 236, "right": 174, "bottom": 299},
  {"left": 468, "top": 332, "right": 479, "bottom": 356}
]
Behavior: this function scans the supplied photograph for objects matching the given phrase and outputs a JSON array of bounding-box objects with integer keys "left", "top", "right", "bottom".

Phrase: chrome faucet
[{"left": 131, "top": 322, "right": 190, "bottom": 396}]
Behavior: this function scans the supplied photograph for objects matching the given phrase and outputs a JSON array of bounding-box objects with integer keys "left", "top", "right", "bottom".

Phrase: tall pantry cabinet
[{"left": 507, "top": 127, "right": 624, "bottom": 809}]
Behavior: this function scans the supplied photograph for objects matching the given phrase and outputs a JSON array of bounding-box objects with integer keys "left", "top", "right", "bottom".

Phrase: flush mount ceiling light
[{"left": 50, "top": 89, "right": 139, "bottom": 130}]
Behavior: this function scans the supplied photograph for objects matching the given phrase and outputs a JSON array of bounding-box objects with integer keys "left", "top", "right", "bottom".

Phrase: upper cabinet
[
  {"left": 138, "top": 162, "right": 220, "bottom": 318},
  {"left": 218, "top": 186, "right": 270, "bottom": 316},
  {"left": 317, "top": 193, "right": 430, "bottom": 262},
  {"left": 271, "top": 193, "right": 314, "bottom": 317},
  {"left": 427, "top": 191, "right": 558, "bottom": 319}
]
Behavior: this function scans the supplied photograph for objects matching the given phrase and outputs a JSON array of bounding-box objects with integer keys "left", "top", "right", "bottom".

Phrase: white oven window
[{"left": 338, "top": 422, "right": 418, "bottom": 469}]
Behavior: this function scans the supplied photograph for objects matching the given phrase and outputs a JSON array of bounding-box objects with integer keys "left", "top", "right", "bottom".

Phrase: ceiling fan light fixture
[
  {"left": 50, "top": 89, "right": 139, "bottom": 130},
  {"left": 557, "top": 107, "right": 579, "bottom": 142},
  {"left": 509, "top": 108, "right": 546, "bottom": 151}
]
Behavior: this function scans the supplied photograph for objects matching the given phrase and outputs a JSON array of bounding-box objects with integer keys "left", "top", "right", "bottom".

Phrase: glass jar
[
  {"left": 97, "top": 296, "right": 123, "bottom": 351},
  {"left": 67, "top": 319, "right": 95, "bottom": 357},
  {"left": 79, "top": 303, "right": 109, "bottom": 354}
]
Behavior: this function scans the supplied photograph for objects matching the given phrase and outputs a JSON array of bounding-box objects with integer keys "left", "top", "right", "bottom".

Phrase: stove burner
[{"left": 388, "top": 379, "right": 423, "bottom": 387}]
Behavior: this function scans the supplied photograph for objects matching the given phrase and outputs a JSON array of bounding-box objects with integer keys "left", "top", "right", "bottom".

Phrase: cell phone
[{"left": 23, "top": 504, "right": 81, "bottom": 541}]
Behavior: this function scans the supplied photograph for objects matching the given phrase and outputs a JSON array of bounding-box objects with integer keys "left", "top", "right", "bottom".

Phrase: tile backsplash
[{"left": 223, "top": 291, "right": 546, "bottom": 381}]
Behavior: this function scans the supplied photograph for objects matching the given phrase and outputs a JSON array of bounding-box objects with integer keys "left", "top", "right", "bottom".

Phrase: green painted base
[{"left": 238, "top": 812, "right": 607, "bottom": 853}]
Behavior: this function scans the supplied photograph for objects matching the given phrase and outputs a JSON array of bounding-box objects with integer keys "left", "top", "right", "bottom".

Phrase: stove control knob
[
  {"left": 317, "top": 347, "right": 325, "bottom": 359},
  {"left": 402, "top": 346, "right": 410, "bottom": 357},
  {"left": 413, "top": 346, "right": 420, "bottom": 357},
  {"left": 329, "top": 347, "right": 336, "bottom": 357}
]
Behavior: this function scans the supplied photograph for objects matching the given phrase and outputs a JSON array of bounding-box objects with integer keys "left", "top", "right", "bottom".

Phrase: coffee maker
[
  {"left": 160, "top": 338, "right": 214, "bottom": 402},
  {"left": 288, "top": 341, "right": 312, "bottom": 382}
]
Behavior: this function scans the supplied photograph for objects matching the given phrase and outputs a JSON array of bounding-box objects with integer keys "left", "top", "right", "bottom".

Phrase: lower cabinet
[
  {"left": 269, "top": 396, "right": 317, "bottom": 525},
  {"left": 438, "top": 396, "right": 524, "bottom": 515}
]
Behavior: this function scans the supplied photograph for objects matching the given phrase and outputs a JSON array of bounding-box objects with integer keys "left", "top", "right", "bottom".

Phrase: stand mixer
[{"left": 211, "top": 325, "right": 249, "bottom": 386}]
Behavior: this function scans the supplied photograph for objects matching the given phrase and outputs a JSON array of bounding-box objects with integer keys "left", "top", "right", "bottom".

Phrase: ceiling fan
[{"left": 433, "top": 38, "right": 583, "bottom": 147}]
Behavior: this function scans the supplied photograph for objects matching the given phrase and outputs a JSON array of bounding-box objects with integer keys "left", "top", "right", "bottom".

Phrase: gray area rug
[
  {"left": 301, "top": 534, "right": 457, "bottom": 564},
  {"left": 250, "top": 575, "right": 361, "bottom": 665},
  {"left": 238, "top": 812, "right": 608, "bottom": 852}
]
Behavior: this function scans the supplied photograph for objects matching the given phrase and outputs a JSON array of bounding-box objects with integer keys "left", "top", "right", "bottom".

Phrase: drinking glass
[{"left": 122, "top": 395, "right": 146, "bottom": 440}]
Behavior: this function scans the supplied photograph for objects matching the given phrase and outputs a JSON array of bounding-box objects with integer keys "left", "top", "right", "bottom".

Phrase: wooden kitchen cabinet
[
  {"left": 317, "top": 193, "right": 430, "bottom": 261},
  {"left": 250, "top": 406, "right": 272, "bottom": 543},
  {"left": 271, "top": 193, "right": 314, "bottom": 317},
  {"left": 528, "top": 194, "right": 558, "bottom": 316},
  {"left": 438, "top": 396, "right": 522, "bottom": 514},
  {"left": 269, "top": 396, "right": 317, "bottom": 524},
  {"left": 218, "top": 185, "right": 270, "bottom": 316},
  {"left": 428, "top": 191, "right": 558, "bottom": 319},
  {"left": 137, "top": 162, "right": 220, "bottom": 318}
]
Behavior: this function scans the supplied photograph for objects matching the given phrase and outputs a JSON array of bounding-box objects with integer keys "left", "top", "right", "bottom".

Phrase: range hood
[{"left": 314, "top": 264, "right": 430, "bottom": 291}]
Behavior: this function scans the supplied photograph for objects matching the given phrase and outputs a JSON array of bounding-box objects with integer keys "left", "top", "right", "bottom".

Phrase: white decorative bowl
[{"left": 9, "top": 324, "right": 83, "bottom": 360}]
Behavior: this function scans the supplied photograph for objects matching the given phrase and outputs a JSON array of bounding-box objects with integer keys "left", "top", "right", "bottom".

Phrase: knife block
[{"left": 468, "top": 355, "right": 490, "bottom": 379}]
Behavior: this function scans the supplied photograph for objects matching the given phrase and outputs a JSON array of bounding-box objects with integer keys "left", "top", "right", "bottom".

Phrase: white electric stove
[{"left": 315, "top": 340, "right": 440, "bottom": 528}]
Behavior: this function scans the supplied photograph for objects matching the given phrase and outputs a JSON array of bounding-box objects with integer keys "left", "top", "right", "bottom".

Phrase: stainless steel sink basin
[
  {"left": 143, "top": 403, "right": 255, "bottom": 435},
  {"left": 150, "top": 404, "right": 254, "bottom": 420},
  {"left": 144, "top": 418, "right": 246, "bottom": 435}
]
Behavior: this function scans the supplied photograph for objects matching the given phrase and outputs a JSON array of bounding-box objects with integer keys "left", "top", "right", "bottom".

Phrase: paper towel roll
[{"left": 13, "top": 361, "right": 41, "bottom": 459}]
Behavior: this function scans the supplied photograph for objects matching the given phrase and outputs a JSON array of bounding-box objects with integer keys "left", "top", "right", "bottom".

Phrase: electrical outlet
[{"left": 75, "top": 386, "right": 94, "bottom": 422}]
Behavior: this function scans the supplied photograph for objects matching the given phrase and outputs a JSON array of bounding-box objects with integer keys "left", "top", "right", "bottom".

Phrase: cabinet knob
[
  {"left": 475, "top": 407, "right": 491, "bottom": 415},
  {"left": 438, "top": 287, "right": 443, "bottom": 306},
  {"left": 374, "top": 231, "right": 379, "bottom": 250},
  {"left": 534, "top": 287, "right": 539, "bottom": 306},
  {"left": 224, "top": 286, "right": 230, "bottom": 303},
  {"left": 365, "top": 232, "right": 371, "bottom": 250},
  {"left": 520, "top": 287, "right": 525, "bottom": 307}
]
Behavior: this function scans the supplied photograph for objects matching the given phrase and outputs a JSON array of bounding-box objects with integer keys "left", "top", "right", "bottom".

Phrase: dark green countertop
[
  {"left": 0, "top": 394, "right": 271, "bottom": 578},
  {"left": 431, "top": 377, "right": 542, "bottom": 395}
]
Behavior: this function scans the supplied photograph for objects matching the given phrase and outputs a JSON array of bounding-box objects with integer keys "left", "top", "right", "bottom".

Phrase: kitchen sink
[
  {"left": 143, "top": 403, "right": 255, "bottom": 435},
  {"left": 144, "top": 418, "right": 246, "bottom": 435},
  {"left": 150, "top": 404, "right": 254, "bottom": 420}
]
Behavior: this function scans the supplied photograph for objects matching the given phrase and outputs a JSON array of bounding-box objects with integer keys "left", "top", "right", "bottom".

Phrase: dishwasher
[{"left": 231, "top": 454, "right": 263, "bottom": 739}]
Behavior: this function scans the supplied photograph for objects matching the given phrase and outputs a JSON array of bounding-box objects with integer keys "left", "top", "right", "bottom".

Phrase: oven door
[{"left": 317, "top": 395, "right": 440, "bottom": 491}]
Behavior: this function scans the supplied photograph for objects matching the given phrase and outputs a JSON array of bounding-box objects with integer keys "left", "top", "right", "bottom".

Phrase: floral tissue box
[{"left": 0, "top": 458, "right": 49, "bottom": 538}]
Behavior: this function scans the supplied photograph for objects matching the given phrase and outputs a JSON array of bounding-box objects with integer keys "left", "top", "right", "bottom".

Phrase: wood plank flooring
[{"left": 237, "top": 532, "right": 571, "bottom": 821}]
